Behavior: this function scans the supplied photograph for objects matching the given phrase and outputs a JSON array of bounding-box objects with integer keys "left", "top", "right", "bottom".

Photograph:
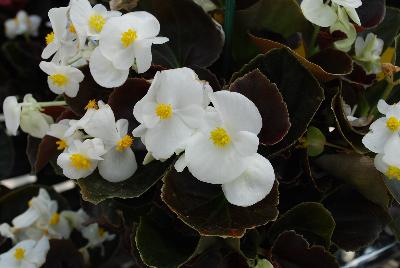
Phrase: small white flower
[
  {"left": 57, "top": 138, "right": 106, "bottom": 180},
  {"left": 89, "top": 12, "right": 168, "bottom": 87},
  {"left": 354, "top": 33, "right": 384, "bottom": 74},
  {"left": 362, "top": 100, "right": 400, "bottom": 154},
  {"left": 81, "top": 223, "right": 115, "bottom": 249},
  {"left": 221, "top": 153, "right": 275, "bottom": 207},
  {"left": 83, "top": 104, "right": 137, "bottom": 182},
  {"left": 132, "top": 68, "right": 211, "bottom": 160},
  {"left": 5, "top": 10, "right": 41, "bottom": 39},
  {"left": 0, "top": 236, "right": 50, "bottom": 268},
  {"left": 47, "top": 119, "right": 83, "bottom": 151},
  {"left": 39, "top": 61, "right": 84, "bottom": 97},
  {"left": 176, "top": 90, "right": 262, "bottom": 184},
  {"left": 70, "top": 0, "right": 121, "bottom": 46}
]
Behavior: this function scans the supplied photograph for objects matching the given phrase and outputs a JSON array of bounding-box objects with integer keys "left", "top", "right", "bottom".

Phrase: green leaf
[
  {"left": 138, "top": 0, "right": 224, "bottom": 68},
  {"left": 77, "top": 159, "right": 172, "bottom": 205},
  {"left": 306, "top": 126, "right": 326, "bottom": 157},
  {"left": 314, "top": 153, "right": 390, "bottom": 208},
  {"left": 229, "top": 69, "right": 290, "bottom": 145},
  {"left": 271, "top": 231, "right": 339, "bottom": 268},
  {"left": 0, "top": 127, "right": 15, "bottom": 179},
  {"left": 268, "top": 202, "right": 335, "bottom": 248},
  {"left": 322, "top": 186, "right": 391, "bottom": 251},
  {"left": 255, "top": 259, "right": 273, "bottom": 268},
  {"left": 231, "top": 48, "right": 324, "bottom": 156},
  {"left": 161, "top": 168, "right": 279, "bottom": 238},
  {"left": 135, "top": 207, "right": 200, "bottom": 268}
]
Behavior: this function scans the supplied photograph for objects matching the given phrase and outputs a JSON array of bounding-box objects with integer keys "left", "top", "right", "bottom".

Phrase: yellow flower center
[
  {"left": 85, "top": 99, "right": 99, "bottom": 110},
  {"left": 45, "top": 32, "right": 55, "bottom": 45},
  {"left": 155, "top": 103, "right": 173, "bottom": 119},
  {"left": 386, "top": 116, "right": 400, "bottom": 132},
  {"left": 49, "top": 74, "right": 69, "bottom": 87},
  {"left": 387, "top": 166, "right": 400, "bottom": 180},
  {"left": 210, "top": 127, "right": 231, "bottom": 147},
  {"left": 98, "top": 227, "right": 105, "bottom": 237},
  {"left": 14, "top": 248, "right": 25, "bottom": 261},
  {"left": 56, "top": 139, "right": 68, "bottom": 150},
  {"left": 49, "top": 212, "right": 60, "bottom": 225},
  {"left": 88, "top": 14, "right": 106, "bottom": 32},
  {"left": 28, "top": 200, "right": 33, "bottom": 207},
  {"left": 69, "top": 24, "right": 76, "bottom": 33},
  {"left": 70, "top": 154, "right": 91, "bottom": 170},
  {"left": 120, "top": 28, "right": 138, "bottom": 48},
  {"left": 116, "top": 135, "right": 133, "bottom": 152}
]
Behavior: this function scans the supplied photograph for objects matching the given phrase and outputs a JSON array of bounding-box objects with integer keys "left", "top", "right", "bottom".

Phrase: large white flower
[
  {"left": 132, "top": 68, "right": 211, "bottom": 160},
  {"left": 354, "top": 33, "right": 384, "bottom": 74},
  {"left": 83, "top": 104, "right": 137, "bottom": 182},
  {"left": 89, "top": 12, "right": 168, "bottom": 87},
  {"left": 57, "top": 138, "right": 106, "bottom": 180},
  {"left": 176, "top": 90, "right": 262, "bottom": 184},
  {"left": 47, "top": 119, "right": 83, "bottom": 151},
  {"left": 39, "top": 61, "right": 84, "bottom": 97},
  {"left": 0, "top": 236, "right": 49, "bottom": 268},
  {"left": 362, "top": 100, "right": 400, "bottom": 154},
  {"left": 70, "top": 0, "right": 121, "bottom": 46},
  {"left": 5, "top": 10, "right": 41, "bottom": 39}
]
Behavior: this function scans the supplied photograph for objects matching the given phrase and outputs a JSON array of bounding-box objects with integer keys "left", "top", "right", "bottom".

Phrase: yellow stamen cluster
[
  {"left": 70, "top": 154, "right": 91, "bottom": 170},
  {"left": 116, "top": 135, "right": 133, "bottom": 152},
  {"left": 49, "top": 212, "right": 60, "bottom": 225},
  {"left": 56, "top": 139, "right": 68, "bottom": 150},
  {"left": 386, "top": 116, "right": 400, "bottom": 132},
  {"left": 210, "top": 127, "right": 231, "bottom": 147},
  {"left": 387, "top": 166, "right": 400, "bottom": 180},
  {"left": 45, "top": 32, "right": 55, "bottom": 45},
  {"left": 69, "top": 24, "right": 76, "bottom": 33},
  {"left": 49, "top": 74, "right": 69, "bottom": 87},
  {"left": 89, "top": 14, "right": 106, "bottom": 32},
  {"left": 120, "top": 28, "right": 137, "bottom": 48},
  {"left": 98, "top": 227, "right": 105, "bottom": 237},
  {"left": 155, "top": 103, "right": 173, "bottom": 119},
  {"left": 85, "top": 99, "right": 99, "bottom": 110},
  {"left": 14, "top": 248, "right": 25, "bottom": 261}
]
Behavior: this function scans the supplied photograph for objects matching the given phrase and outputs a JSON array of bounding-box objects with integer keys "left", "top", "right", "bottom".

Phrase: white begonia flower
[
  {"left": 82, "top": 104, "right": 137, "bottom": 182},
  {"left": 81, "top": 223, "right": 115, "bottom": 249},
  {"left": 132, "top": 68, "right": 212, "bottom": 160},
  {"left": 330, "top": 6, "right": 357, "bottom": 52},
  {"left": 4, "top": 10, "right": 41, "bottom": 39},
  {"left": 300, "top": 0, "right": 337, "bottom": 27},
  {"left": 39, "top": 61, "right": 84, "bottom": 98},
  {"left": 12, "top": 189, "right": 57, "bottom": 229},
  {"left": 374, "top": 153, "right": 400, "bottom": 181},
  {"left": 362, "top": 100, "right": 400, "bottom": 154},
  {"left": 354, "top": 33, "right": 384, "bottom": 74},
  {"left": 57, "top": 138, "right": 106, "bottom": 180},
  {"left": 47, "top": 119, "right": 83, "bottom": 151},
  {"left": 70, "top": 0, "right": 121, "bottom": 46},
  {"left": 0, "top": 236, "right": 49, "bottom": 268},
  {"left": 222, "top": 153, "right": 275, "bottom": 207},
  {"left": 176, "top": 90, "right": 262, "bottom": 184},
  {"left": 90, "top": 12, "right": 169, "bottom": 87},
  {"left": 62, "top": 209, "right": 89, "bottom": 231}
]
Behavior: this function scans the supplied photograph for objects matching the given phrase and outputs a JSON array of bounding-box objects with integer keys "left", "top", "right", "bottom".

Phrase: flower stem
[
  {"left": 21, "top": 101, "right": 67, "bottom": 108},
  {"left": 307, "top": 26, "right": 320, "bottom": 57}
]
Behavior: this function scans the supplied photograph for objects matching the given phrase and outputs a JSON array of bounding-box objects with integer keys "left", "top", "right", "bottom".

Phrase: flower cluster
[
  {"left": 4, "top": 10, "right": 41, "bottom": 39},
  {"left": 0, "top": 189, "right": 114, "bottom": 267},
  {"left": 362, "top": 100, "right": 400, "bottom": 181},
  {"left": 38, "top": 0, "right": 168, "bottom": 96}
]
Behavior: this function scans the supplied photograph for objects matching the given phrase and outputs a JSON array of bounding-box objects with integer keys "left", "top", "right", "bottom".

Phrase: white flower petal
[
  {"left": 133, "top": 41, "right": 153, "bottom": 74},
  {"left": 222, "top": 154, "right": 275, "bottom": 207},
  {"left": 332, "top": 0, "right": 362, "bottom": 8},
  {"left": 12, "top": 207, "right": 39, "bottom": 228},
  {"left": 377, "top": 100, "right": 390, "bottom": 115},
  {"left": 362, "top": 118, "right": 393, "bottom": 153},
  {"left": 116, "top": 119, "right": 129, "bottom": 137},
  {"left": 232, "top": 131, "right": 259, "bottom": 157},
  {"left": 175, "top": 105, "right": 205, "bottom": 129},
  {"left": 98, "top": 148, "right": 137, "bottom": 182},
  {"left": 20, "top": 110, "right": 53, "bottom": 138},
  {"left": 374, "top": 153, "right": 388, "bottom": 175},
  {"left": 3, "top": 96, "right": 21, "bottom": 135},
  {"left": 26, "top": 236, "right": 50, "bottom": 266},
  {"left": 301, "top": 0, "right": 337, "bottom": 27},
  {"left": 382, "top": 136, "right": 400, "bottom": 167},
  {"left": 345, "top": 7, "right": 361, "bottom": 25}
]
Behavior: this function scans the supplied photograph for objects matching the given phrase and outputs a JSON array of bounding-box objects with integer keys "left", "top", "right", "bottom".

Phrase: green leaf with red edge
[
  {"left": 135, "top": 207, "right": 200, "bottom": 268},
  {"left": 322, "top": 186, "right": 391, "bottom": 251},
  {"left": 161, "top": 168, "right": 279, "bottom": 238},
  {"left": 271, "top": 231, "right": 339, "bottom": 268},
  {"left": 229, "top": 69, "right": 290, "bottom": 145},
  {"left": 314, "top": 153, "right": 390, "bottom": 208},
  {"left": 64, "top": 66, "right": 111, "bottom": 116},
  {"left": 268, "top": 202, "right": 335, "bottom": 248},
  {"left": 231, "top": 48, "right": 324, "bottom": 156},
  {"left": 138, "top": 0, "right": 224, "bottom": 68},
  {"left": 357, "top": 0, "right": 386, "bottom": 29},
  {"left": 76, "top": 158, "right": 173, "bottom": 205}
]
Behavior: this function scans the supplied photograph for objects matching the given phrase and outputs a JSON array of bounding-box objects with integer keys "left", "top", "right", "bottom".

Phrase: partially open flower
[
  {"left": 4, "top": 10, "right": 41, "bottom": 39},
  {"left": 354, "top": 33, "right": 384, "bottom": 75},
  {"left": 39, "top": 61, "right": 84, "bottom": 97},
  {"left": 330, "top": 6, "right": 357, "bottom": 52},
  {"left": 0, "top": 236, "right": 50, "bottom": 268},
  {"left": 81, "top": 223, "right": 115, "bottom": 249}
]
